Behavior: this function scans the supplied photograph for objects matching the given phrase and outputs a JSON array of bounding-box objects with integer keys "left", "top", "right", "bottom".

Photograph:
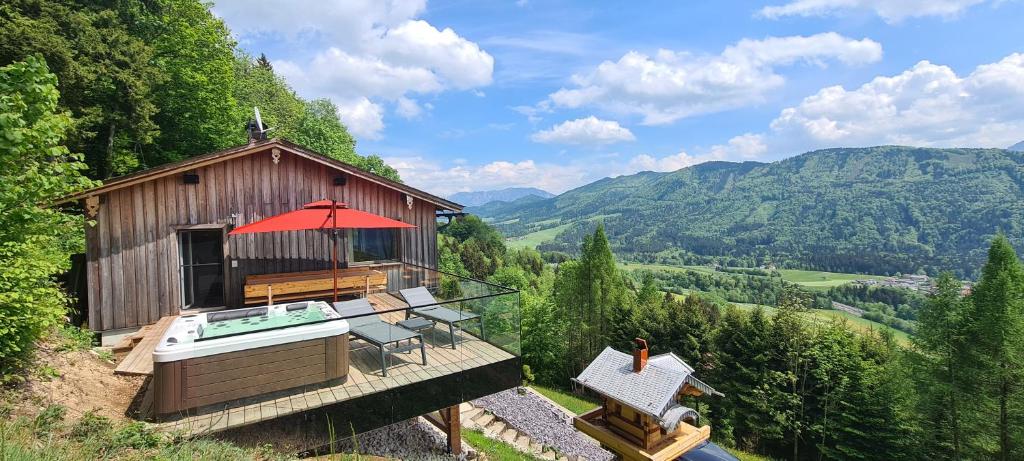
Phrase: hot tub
[{"left": 152, "top": 301, "right": 350, "bottom": 415}]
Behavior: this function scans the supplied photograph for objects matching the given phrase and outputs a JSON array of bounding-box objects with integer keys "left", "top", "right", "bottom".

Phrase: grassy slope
[
  {"left": 529, "top": 385, "right": 599, "bottom": 415},
  {"left": 506, "top": 222, "right": 572, "bottom": 249},
  {"left": 776, "top": 269, "right": 887, "bottom": 291},
  {"left": 463, "top": 429, "right": 545, "bottom": 461},
  {"left": 732, "top": 303, "right": 910, "bottom": 345}
]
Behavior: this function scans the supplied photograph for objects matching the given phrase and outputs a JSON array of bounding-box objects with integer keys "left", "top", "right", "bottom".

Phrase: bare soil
[{"left": 13, "top": 343, "right": 145, "bottom": 422}]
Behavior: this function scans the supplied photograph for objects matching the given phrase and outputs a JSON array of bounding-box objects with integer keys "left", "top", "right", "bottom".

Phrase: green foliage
[
  {"left": 1, "top": 407, "right": 294, "bottom": 460},
  {"left": 462, "top": 428, "right": 547, "bottom": 461},
  {"left": 1, "top": 1, "right": 400, "bottom": 182},
  {"left": 479, "top": 146, "right": 1024, "bottom": 278},
  {"left": 0, "top": 56, "right": 96, "bottom": 371},
  {"left": 53, "top": 324, "right": 94, "bottom": 352}
]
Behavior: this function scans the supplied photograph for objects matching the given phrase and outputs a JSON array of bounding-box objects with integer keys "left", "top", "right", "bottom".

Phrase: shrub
[
  {"left": 0, "top": 57, "right": 96, "bottom": 372},
  {"left": 111, "top": 422, "right": 161, "bottom": 450},
  {"left": 33, "top": 404, "right": 66, "bottom": 436},
  {"left": 70, "top": 411, "right": 113, "bottom": 441}
]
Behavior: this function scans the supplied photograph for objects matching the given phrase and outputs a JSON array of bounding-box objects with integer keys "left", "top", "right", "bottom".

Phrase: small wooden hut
[{"left": 573, "top": 339, "right": 723, "bottom": 461}]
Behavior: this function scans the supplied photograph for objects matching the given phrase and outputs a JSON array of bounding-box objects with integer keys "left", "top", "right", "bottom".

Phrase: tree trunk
[{"left": 104, "top": 121, "right": 116, "bottom": 179}]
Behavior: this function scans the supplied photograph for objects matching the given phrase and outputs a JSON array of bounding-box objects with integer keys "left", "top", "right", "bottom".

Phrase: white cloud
[
  {"left": 336, "top": 97, "right": 385, "bottom": 140},
  {"left": 544, "top": 33, "right": 882, "bottom": 125},
  {"left": 758, "top": 0, "right": 990, "bottom": 23},
  {"left": 383, "top": 156, "right": 590, "bottom": 195},
  {"left": 626, "top": 151, "right": 717, "bottom": 173},
  {"left": 530, "top": 116, "right": 636, "bottom": 145},
  {"left": 212, "top": 1, "right": 492, "bottom": 140},
  {"left": 763, "top": 53, "right": 1024, "bottom": 151},
  {"left": 395, "top": 97, "right": 423, "bottom": 119}
]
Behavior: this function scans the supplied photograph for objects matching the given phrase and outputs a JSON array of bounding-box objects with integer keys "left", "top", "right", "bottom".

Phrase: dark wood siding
[{"left": 85, "top": 148, "right": 440, "bottom": 331}]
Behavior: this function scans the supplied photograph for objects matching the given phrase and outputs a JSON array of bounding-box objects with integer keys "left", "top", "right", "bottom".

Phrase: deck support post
[{"left": 440, "top": 404, "right": 461, "bottom": 455}]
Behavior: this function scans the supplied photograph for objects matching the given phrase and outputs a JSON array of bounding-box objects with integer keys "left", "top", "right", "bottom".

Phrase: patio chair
[
  {"left": 399, "top": 286, "right": 484, "bottom": 349},
  {"left": 332, "top": 298, "right": 427, "bottom": 377}
]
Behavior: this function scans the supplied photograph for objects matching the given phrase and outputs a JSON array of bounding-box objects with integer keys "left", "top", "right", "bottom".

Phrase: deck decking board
[
  {"left": 114, "top": 315, "right": 177, "bottom": 376},
  {"left": 148, "top": 293, "right": 515, "bottom": 436}
]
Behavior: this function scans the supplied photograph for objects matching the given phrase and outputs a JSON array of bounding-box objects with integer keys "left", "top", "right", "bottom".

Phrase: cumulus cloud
[
  {"left": 213, "top": 1, "right": 492, "bottom": 140},
  {"left": 383, "top": 156, "right": 590, "bottom": 195},
  {"left": 530, "top": 116, "right": 636, "bottom": 145},
  {"left": 543, "top": 33, "right": 882, "bottom": 125},
  {"left": 758, "top": 0, "right": 990, "bottom": 23},
  {"left": 335, "top": 97, "right": 385, "bottom": 140},
  {"left": 626, "top": 151, "right": 718, "bottom": 173},
  {"left": 395, "top": 97, "right": 424, "bottom": 119},
  {"left": 763, "top": 53, "right": 1024, "bottom": 151}
]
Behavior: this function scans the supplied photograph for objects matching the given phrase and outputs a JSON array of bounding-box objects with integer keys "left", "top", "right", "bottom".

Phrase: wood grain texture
[{"left": 84, "top": 148, "right": 442, "bottom": 331}]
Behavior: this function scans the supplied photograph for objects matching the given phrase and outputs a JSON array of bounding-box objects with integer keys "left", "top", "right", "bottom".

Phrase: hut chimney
[{"left": 632, "top": 338, "right": 649, "bottom": 373}]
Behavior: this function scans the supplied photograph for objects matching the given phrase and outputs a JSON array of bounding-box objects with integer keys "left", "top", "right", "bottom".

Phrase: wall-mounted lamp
[
  {"left": 182, "top": 172, "right": 200, "bottom": 184},
  {"left": 333, "top": 175, "right": 347, "bottom": 186}
]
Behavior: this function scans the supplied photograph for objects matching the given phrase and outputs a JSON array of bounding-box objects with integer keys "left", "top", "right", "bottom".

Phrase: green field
[
  {"left": 618, "top": 262, "right": 717, "bottom": 274},
  {"left": 529, "top": 385, "right": 599, "bottom": 415},
  {"left": 506, "top": 222, "right": 572, "bottom": 249},
  {"left": 732, "top": 302, "right": 910, "bottom": 345},
  {"left": 777, "top": 269, "right": 887, "bottom": 291}
]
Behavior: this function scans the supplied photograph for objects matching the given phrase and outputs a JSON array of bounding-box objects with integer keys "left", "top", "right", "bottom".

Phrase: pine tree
[
  {"left": 963, "top": 234, "right": 1024, "bottom": 460},
  {"left": 256, "top": 53, "right": 273, "bottom": 71},
  {"left": 913, "top": 272, "right": 968, "bottom": 459}
]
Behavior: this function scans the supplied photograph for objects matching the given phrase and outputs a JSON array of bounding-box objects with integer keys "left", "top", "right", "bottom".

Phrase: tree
[
  {"left": 0, "top": 0, "right": 163, "bottom": 178},
  {"left": 256, "top": 53, "right": 273, "bottom": 71},
  {"left": 913, "top": 272, "right": 968, "bottom": 459},
  {"left": 0, "top": 57, "right": 96, "bottom": 371},
  {"left": 145, "top": 0, "right": 239, "bottom": 164},
  {"left": 963, "top": 234, "right": 1024, "bottom": 461},
  {"left": 294, "top": 99, "right": 358, "bottom": 163}
]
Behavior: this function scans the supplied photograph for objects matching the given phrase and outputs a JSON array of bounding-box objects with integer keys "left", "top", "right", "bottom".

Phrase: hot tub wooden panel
[{"left": 154, "top": 334, "right": 348, "bottom": 415}]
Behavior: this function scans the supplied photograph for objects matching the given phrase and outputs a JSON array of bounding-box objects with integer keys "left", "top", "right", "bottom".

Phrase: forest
[
  {"left": 478, "top": 146, "right": 1024, "bottom": 279},
  {"left": 0, "top": 0, "right": 398, "bottom": 182},
  {"left": 441, "top": 215, "right": 1024, "bottom": 461}
]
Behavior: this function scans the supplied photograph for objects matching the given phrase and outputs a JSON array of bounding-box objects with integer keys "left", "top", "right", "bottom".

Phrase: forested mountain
[
  {"left": 450, "top": 187, "right": 553, "bottom": 207},
  {"left": 478, "top": 146, "right": 1024, "bottom": 278}
]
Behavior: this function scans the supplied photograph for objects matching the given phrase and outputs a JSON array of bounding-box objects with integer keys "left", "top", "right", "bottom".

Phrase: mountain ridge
[
  {"left": 478, "top": 146, "right": 1024, "bottom": 278},
  {"left": 449, "top": 187, "right": 554, "bottom": 207}
]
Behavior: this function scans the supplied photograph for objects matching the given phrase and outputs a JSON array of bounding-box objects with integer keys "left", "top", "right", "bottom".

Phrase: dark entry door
[{"left": 179, "top": 229, "right": 225, "bottom": 308}]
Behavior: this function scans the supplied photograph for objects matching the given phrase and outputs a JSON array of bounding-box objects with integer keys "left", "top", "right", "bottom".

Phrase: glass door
[{"left": 179, "top": 229, "right": 225, "bottom": 308}]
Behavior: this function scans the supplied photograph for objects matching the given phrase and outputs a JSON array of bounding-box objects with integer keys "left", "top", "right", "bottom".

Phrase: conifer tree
[{"left": 963, "top": 234, "right": 1024, "bottom": 461}]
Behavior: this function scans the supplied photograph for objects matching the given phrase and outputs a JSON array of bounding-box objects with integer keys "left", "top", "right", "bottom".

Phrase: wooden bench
[{"left": 243, "top": 268, "right": 387, "bottom": 305}]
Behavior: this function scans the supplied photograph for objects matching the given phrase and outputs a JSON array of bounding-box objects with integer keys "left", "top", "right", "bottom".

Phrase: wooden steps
[
  {"left": 113, "top": 315, "right": 176, "bottom": 376},
  {"left": 462, "top": 401, "right": 570, "bottom": 461}
]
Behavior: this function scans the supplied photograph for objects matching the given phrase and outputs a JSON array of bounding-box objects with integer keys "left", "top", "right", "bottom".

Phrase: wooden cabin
[
  {"left": 573, "top": 339, "right": 723, "bottom": 461},
  {"left": 59, "top": 139, "right": 462, "bottom": 344}
]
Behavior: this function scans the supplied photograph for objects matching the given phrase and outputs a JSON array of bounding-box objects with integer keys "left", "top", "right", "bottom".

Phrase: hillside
[
  {"left": 479, "top": 146, "right": 1024, "bottom": 277},
  {"left": 450, "top": 187, "right": 554, "bottom": 207},
  {"left": 1010, "top": 140, "right": 1024, "bottom": 152}
]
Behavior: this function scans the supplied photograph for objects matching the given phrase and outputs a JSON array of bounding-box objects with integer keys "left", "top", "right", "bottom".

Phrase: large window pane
[{"left": 352, "top": 229, "right": 396, "bottom": 262}]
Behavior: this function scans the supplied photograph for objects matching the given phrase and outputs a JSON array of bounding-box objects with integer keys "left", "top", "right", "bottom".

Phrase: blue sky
[{"left": 213, "top": 0, "right": 1024, "bottom": 195}]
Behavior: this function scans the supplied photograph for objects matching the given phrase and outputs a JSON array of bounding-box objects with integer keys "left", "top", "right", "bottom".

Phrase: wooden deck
[
  {"left": 141, "top": 293, "right": 515, "bottom": 437},
  {"left": 113, "top": 315, "right": 177, "bottom": 376}
]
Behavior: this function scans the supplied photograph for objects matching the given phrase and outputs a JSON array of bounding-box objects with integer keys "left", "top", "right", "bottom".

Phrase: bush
[
  {"left": 0, "top": 57, "right": 96, "bottom": 372},
  {"left": 70, "top": 411, "right": 113, "bottom": 441},
  {"left": 111, "top": 422, "right": 162, "bottom": 450},
  {"left": 33, "top": 404, "right": 66, "bottom": 436}
]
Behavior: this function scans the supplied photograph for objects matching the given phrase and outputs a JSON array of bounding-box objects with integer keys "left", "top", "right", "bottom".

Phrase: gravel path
[
  {"left": 473, "top": 388, "right": 614, "bottom": 461},
  {"left": 331, "top": 418, "right": 457, "bottom": 460}
]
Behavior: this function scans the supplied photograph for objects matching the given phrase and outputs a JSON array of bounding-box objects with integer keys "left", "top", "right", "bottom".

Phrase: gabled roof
[
  {"left": 573, "top": 347, "right": 721, "bottom": 422},
  {"left": 57, "top": 138, "right": 463, "bottom": 211}
]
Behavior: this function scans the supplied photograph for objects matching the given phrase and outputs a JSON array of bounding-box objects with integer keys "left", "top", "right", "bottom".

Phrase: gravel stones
[{"left": 473, "top": 388, "right": 614, "bottom": 461}]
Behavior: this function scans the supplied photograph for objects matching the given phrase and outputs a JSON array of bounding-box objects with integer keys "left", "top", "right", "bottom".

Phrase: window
[{"left": 351, "top": 229, "right": 397, "bottom": 262}]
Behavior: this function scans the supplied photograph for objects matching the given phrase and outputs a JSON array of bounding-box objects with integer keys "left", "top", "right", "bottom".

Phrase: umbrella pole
[{"left": 332, "top": 199, "right": 339, "bottom": 303}]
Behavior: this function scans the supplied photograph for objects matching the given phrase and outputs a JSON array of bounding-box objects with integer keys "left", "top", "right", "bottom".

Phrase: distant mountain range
[
  {"left": 1009, "top": 140, "right": 1024, "bottom": 152},
  {"left": 475, "top": 146, "right": 1024, "bottom": 278},
  {"left": 449, "top": 187, "right": 553, "bottom": 207}
]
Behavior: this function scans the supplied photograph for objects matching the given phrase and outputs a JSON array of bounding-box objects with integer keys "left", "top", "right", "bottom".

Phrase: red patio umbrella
[{"left": 229, "top": 199, "right": 416, "bottom": 301}]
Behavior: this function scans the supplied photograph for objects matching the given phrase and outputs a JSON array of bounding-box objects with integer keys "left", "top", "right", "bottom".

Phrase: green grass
[
  {"left": 506, "top": 222, "right": 572, "bottom": 249},
  {"left": 725, "top": 447, "right": 778, "bottom": 461},
  {"left": 776, "top": 269, "right": 886, "bottom": 291},
  {"left": 463, "top": 428, "right": 545, "bottom": 461},
  {"left": 0, "top": 406, "right": 296, "bottom": 460},
  {"left": 528, "top": 385, "right": 600, "bottom": 415},
  {"left": 618, "top": 262, "right": 717, "bottom": 274},
  {"left": 731, "top": 303, "right": 910, "bottom": 345}
]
